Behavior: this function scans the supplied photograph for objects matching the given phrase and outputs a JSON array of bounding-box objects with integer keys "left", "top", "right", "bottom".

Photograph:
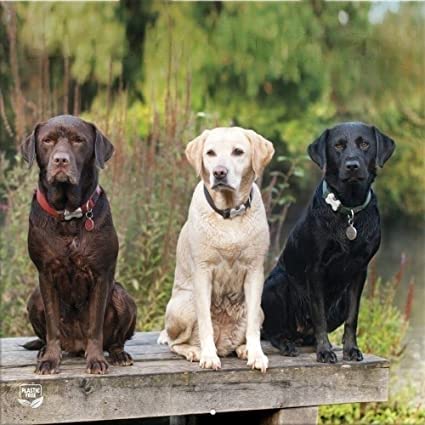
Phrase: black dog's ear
[
  {"left": 308, "top": 129, "right": 329, "bottom": 169},
  {"left": 373, "top": 126, "right": 395, "bottom": 168},
  {"left": 92, "top": 125, "right": 114, "bottom": 169},
  {"left": 21, "top": 124, "right": 40, "bottom": 169}
]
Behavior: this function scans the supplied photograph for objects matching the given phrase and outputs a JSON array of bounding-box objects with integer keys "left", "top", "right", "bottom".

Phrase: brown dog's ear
[
  {"left": 308, "top": 129, "right": 329, "bottom": 170},
  {"left": 21, "top": 124, "right": 40, "bottom": 168},
  {"left": 373, "top": 126, "right": 395, "bottom": 168},
  {"left": 185, "top": 130, "right": 210, "bottom": 176},
  {"left": 92, "top": 125, "right": 114, "bottom": 169},
  {"left": 244, "top": 129, "right": 275, "bottom": 178}
]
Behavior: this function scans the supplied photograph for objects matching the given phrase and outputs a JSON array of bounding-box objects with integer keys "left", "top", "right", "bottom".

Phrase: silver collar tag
[
  {"left": 325, "top": 193, "right": 341, "bottom": 212},
  {"left": 346, "top": 209, "right": 357, "bottom": 240},
  {"left": 63, "top": 207, "right": 83, "bottom": 221},
  {"left": 229, "top": 204, "right": 247, "bottom": 219}
]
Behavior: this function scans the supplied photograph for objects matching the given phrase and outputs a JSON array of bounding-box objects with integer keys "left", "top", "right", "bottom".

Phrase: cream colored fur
[{"left": 158, "top": 127, "right": 274, "bottom": 372}]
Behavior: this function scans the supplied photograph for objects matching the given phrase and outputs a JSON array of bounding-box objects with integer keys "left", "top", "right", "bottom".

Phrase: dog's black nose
[
  {"left": 345, "top": 159, "right": 360, "bottom": 171},
  {"left": 53, "top": 152, "right": 70, "bottom": 165},
  {"left": 213, "top": 166, "right": 228, "bottom": 180}
]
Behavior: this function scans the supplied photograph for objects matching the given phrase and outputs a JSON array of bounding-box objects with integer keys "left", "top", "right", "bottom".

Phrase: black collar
[
  {"left": 322, "top": 180, "right": 372, "bottom": 215},
  {"left": 203, "top": 185, "right": 253, "bottom": 219}
]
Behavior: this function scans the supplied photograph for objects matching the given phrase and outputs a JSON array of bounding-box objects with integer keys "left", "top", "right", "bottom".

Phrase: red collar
[{"left": 35, "top": 186, "right": 102, "bottom": 224}]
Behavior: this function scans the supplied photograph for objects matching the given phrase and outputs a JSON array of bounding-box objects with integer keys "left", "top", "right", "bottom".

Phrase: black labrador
[
  {"left": 261, "top": 122, "right": 395, "bottom": 363},
  {"left": 21, "top": 115, "right": 136, "bottom": 374}
]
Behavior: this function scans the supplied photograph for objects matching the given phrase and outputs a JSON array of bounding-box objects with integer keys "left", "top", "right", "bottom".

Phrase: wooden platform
[{"left": 0, "top": 332, "right": 389, "bottom": 424}]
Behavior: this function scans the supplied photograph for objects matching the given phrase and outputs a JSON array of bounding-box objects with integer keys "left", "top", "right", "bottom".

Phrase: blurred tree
[
  {"left": 142, "top": 1, "right": 424, "bottom": 220},
  {"left": 0, "top": 1, "right": 423, "bottom": 221}
]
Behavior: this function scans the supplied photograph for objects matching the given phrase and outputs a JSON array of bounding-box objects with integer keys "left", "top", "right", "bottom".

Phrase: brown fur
[{"left": 22, "top": 115, "right": 136, "bottom": 374}]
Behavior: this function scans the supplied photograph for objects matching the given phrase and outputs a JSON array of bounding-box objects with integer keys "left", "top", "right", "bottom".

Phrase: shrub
[{"left": 319, "top": 259, "right": 424, "bottom": 424}]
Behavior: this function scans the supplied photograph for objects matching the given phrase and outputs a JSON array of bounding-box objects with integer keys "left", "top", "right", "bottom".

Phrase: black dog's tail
[{"left": 22, "top": 338, "right": 44, "bottom": 350}]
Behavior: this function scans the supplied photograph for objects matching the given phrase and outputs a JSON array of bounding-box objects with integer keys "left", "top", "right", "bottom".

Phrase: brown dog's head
[{"left": 21, "top": 115, "right": 114, "bottom": 185}]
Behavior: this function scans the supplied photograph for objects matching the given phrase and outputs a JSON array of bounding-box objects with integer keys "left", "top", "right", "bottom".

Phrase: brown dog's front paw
[
  {"left": 109, "top": 350, "right": 133, "bottom": 366},
  {"left": 86, "top": 356, "right": 109, "bottom": 374},
  {"left": 35, "top": 345, "right": 61, "bottom": 374},
  {"left": 316, "top": 348, "right": 337, "bottom": 364},
  {"left": 343, "top": 346, "right": 363, "bottom": 362},
  {"left": 35, "top": 357, "right": 60, "bottom": 374}
]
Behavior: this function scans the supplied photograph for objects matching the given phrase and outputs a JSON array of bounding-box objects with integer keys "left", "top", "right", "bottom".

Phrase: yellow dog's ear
[
  {"left": 185, "top": 130, "right": 210, "bottom": 176},
  {"left": 244, "top": 129, "right": 275, "bottom": 178}
]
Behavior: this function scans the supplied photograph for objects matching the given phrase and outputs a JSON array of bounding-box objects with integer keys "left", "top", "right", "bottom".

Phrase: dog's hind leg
[
  {"left": 157, "top": 329, "right": 169, "bottom": 345},
  {"left": 235, "top": 344, "right": 248, "bottom": 360},
  {"left": 104, "top": 283, "right": 136, "bottom": 366},
  {"left": 24, "top": 288, "right": 47, "bottom": 354},
  {"left": 171, "top": 344, "right": 201, "bottom": 362},
  {"left": 270, "top": 336, "right": 299, "bottom": 357}
]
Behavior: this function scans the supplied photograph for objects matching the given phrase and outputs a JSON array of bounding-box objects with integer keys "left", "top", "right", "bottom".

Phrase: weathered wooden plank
[
  {"left": 261, "top": 407, "right": 318, "bottom": 425},
  {"left": 0, "top": 332, "right": 318, "bottom": 368},
  {"left": 0, "top": 331, "right": 389, "bottom": 425}
]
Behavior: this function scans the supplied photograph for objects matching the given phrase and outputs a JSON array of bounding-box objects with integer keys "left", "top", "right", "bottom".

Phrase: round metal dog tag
[{"left": 346, "top": 224, "right": 357, "bottom": 240}]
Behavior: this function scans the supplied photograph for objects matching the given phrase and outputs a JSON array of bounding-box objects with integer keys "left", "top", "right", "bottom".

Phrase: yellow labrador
[{"left": 158, "top": 127, "right": 274, "bottom": 372}]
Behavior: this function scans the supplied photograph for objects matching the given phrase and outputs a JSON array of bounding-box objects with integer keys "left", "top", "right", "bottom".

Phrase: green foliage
[
  {"left": 142, "top": 2, "right": 424, "bottom": 220},
  {"left": 17, "top": 2, "right": 125, "bottom": 84},
  {"left": 321, "top": 399, "right": 425, "bottom": 425},
  {"left": 320, "top": 276, "right": 424, "bottom": 424},
  {"left": 0, "top": 155, "right": 37, "bottom": 336}
]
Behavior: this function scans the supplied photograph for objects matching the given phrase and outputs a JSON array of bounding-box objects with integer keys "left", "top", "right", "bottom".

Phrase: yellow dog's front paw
[
  {"left": 199, "top": 351, "right": 221, "bottom": 370},
  {"left": 247, "top": 350, "right": 268, "bottom": 373}
]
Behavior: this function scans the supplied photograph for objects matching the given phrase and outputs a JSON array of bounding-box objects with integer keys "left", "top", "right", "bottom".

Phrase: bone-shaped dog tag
[
  {"left": 325, "top": 193, "right": 341, "bottom": 212},
  {"left": 64, "top": 208, "right": 83, "bottom": 221}
]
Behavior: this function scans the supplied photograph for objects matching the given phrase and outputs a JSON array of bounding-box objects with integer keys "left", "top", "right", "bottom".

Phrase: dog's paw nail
[
  {"left": 317, "top": 349, "right": 337, "bottom": 364},
  {"left": 236, "top": 346, "right": 248, "bottom": 360},
  {"left": 343, "top": 347, "right": 364, "bottom": 362},
  {"left": 199, "top": 353, "right": 221, "bottom": 370},
  {"left": 247, "top": 352, "right": 268, "bottom": 372},
  {"left": 109, "top": 351, "right": 133, "bottom": 366},
  {"left": 35, "top": 358, "right": 60, "bottom": 375},
  {"left": 86, "top": 357, "right": 109, "bottom": 374}
]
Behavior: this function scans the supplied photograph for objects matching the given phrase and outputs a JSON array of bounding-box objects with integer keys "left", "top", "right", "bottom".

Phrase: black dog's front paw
[
  {"left": 343, "top": 346, "right": 363, "bottom": 362},
  {"left": 316, "top": 348, "right": 337, "bottom": 363}
]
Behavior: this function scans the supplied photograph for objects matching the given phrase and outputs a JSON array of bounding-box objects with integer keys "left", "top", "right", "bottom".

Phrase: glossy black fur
[{"left": 262, "top": 122, "right": 395, "bottom": 363}]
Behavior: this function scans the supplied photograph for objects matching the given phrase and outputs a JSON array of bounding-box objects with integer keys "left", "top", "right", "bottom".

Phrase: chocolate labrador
[
  {"left": 21, "top": 115, "right": 136, "bottom": 374},
  {"left": 261, "top": 122, "right": 395, "bottom": 363}
]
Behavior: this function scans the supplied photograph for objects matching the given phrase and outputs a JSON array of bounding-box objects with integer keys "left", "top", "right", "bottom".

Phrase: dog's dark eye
[
  {"left": 206, "top": 149, "right": 216, "bottom": 157},
  {"left": 232, "top": 148, "right": 244, "bottom": 156},
  {"left": 359, "top": 141, "right": 369, "bottom": 150},
  {"left": 42, "top": 138, "right": 53, "bottom": 145},
  {"left": 73, "top": 137, "right": 84, "bottom": 144},
  {"left": 334, "top": 142, "right": 345, "bottom": 152}
]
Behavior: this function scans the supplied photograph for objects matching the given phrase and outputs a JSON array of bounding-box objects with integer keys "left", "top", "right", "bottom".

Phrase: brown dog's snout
[
  {"left": 213, "top": 166, "right": 228, "bottom": 180},
  {"left": 53, "top": 151, "right": 70, "bottom": 166}
]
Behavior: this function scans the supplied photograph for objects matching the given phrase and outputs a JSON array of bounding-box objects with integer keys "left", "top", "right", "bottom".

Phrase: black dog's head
[
  {"left": 21, "top": 115, "right": 114, "bottom": 186},
  {"left": 308, "top": 122, "right": 395, "bottom": 205}
]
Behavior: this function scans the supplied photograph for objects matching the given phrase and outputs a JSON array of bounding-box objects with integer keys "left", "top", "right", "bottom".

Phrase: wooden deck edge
[{"left": 0, "top": 362, "right": 389, "bottom": 424}]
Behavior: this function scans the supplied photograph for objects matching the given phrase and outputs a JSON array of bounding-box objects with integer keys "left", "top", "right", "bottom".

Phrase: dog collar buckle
[
  {"left": 229, "top": 204, "right": 247, "bottom": 218},
  {"left": 325, "top": 193, "right": 341, "bottom": 212},
  {"left": 203, "top": 185, "right": 253, "bottom": 219}
]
